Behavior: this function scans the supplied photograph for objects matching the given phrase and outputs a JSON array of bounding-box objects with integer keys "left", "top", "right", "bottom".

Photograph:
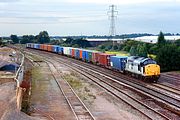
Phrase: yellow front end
[{"left": 144, "top": 64, "right": 160, "bottom": 77}]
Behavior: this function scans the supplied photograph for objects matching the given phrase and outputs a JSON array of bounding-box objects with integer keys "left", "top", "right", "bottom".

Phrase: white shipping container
[{"left": 63, "top": 47, "right": 72, "bottom": 56}]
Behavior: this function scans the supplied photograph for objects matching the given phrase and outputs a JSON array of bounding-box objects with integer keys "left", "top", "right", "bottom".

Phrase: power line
[{"left": 108, "top": 5, "right": 118, "bottom": 46}]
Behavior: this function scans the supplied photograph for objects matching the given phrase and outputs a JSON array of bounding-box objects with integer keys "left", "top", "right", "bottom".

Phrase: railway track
[
  {"left": 162, "top": 74, "right": 180, "bottom": 81},
  {"left": 45, "top": 60, "right": 95, "bottom": 120},
  {"left": 53, "top": 57, "right": 174, "bottom": 120},
  {"left": 25, "top": 52, "right": 95, "bottom": 120},
  {"left": 158, "top": 75, "right": 180, "bottom": 92},
  {"left": 152, "top": 83, "right": 180, "bottom": 97},
  {"left": 25, "top": 48, "right": 180, "bottom": 119}
]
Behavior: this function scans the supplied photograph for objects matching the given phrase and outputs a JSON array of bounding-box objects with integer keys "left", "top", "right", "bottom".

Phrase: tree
[
  {"left": 112, "top": 45, "right": 118, "bottom": 50},
  {"left": 50, "top": 39, "right": 64, "bottom": 45},
  {"left": 156, "top": 44, "right": 180, "bottom": 71},
  {"left": 175, "top": 39, "right": 180, "bottom": 46},
  {"left": 98, "top": 44, "right": 105, "bottom": 50},
  {"left": 129, "top": 46, "right": 137, "bottom": 56},
  {"left": 10, "top": 35, "right": 19, "bottom": 44},
  {"left": 20, "top": 35, "right": 35, "bottom": 44},
  {"left": 136, "top": 43, "right": 147, "bottom": 57},
  {"left": 65, "top": 37, "right": 73, "bottom": 44},
  {"left": 64, "top": 38, "right": 91, "bottom": 48},
  {"left": 149, "top": 45, "right": 158, "bottom": 55},
  {"left": 157, "top": 31, "right": 166, "bottom": 47},
  {"left": 0, "top": 37, "right": 2, "bottom": 46},
  {"left": 37, "top": 31, "right": 50, "bottom": 44}
]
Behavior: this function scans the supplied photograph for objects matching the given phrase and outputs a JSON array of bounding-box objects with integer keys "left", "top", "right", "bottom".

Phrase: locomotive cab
[
  {"left": 144, "top": 64, "right": 160, "bottom": 82},
  {"left": 141, "top": 59, "right": 160, "bottom": 82}
]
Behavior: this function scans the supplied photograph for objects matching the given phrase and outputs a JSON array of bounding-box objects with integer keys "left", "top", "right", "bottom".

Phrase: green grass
[
  {"left": 63, "top": 74, "right": 83, "bottom": 89},
  {"left": 63, "top": 72, "right": 96, "bottom": 103},
  {"left": 31, "top": 67, "right": 41, "bottom": 91},
  {"left": 105, "top": 51, "right": 129, "bottom": 56},
  {"left": 148, "top": 54, "right": 156, "bottom": 59}
]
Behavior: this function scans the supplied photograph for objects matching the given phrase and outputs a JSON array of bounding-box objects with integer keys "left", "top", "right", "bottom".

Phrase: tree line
[
  {"left": 10, "top": 31, "right": 50, "bottom": 44},
  {"left": 98, "top": 31, "right": 180, "bottom": 72},
  {"left": 10, "top": 31, "right": 91, "bottom": 48}
]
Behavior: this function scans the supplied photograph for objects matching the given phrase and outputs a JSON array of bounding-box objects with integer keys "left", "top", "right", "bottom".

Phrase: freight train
[{"left": 26, "top": 43, "right": 160, "bottom": 82}]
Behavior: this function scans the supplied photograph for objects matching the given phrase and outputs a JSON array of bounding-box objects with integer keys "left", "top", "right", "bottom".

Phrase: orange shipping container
[
  {"left": 40, "top": 44, "right": 43, "bottom": 50},
  {"left": 47, "top": 45, "right": 53, "bottom": 52},
  {"left": 71, "top": 48, "right": 75, "bottom": 57},
  {"left": 79, "top": 49, "right": 83, "bottom": 59},
  {"left": 98, "top": 53, "right": 115, "bottom": 67},
  {"left": 43, "top": 44, "right": 48, "bottom": 51}
]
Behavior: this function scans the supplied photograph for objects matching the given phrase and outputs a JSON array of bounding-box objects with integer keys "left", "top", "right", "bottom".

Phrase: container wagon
[
  {"left": 98, "top": 53, "right": 115, "bottom": 67},
  {"left": 110, "top": 56, "right": 128, "bottom": 73}
]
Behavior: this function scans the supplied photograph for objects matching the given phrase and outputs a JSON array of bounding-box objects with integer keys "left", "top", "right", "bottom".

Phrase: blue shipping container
[
  {"left": 75, "top": 49, "right": 80, "bottom": 59},
  {"left": 82, "top": 50, "right": 86, "bottom": 61},
  {"left": 34, "top": 44, "right": 38, "bottom": 49},
  {"left": 85, "top": 50, "right": 93, "bottom": 62},
  {"left": 59, "top": 47, "right": 64, "bottom": 54},
  {"left": 52, "top": 45, "right": 59, "bottom": 53},
  {"left": 110, "top": 56, "right": 128, "bottom": 72},
  {"left": 37, "top": 44, "right": 39, "bottom": 49},
  {"left": 52, "top": 45, "right": 64, "bottom": 54}
]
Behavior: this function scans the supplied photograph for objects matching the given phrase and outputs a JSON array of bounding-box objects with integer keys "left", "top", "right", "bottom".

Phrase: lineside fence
[{"left": 14, "top": 51, "right": 25, "bottom": 110}]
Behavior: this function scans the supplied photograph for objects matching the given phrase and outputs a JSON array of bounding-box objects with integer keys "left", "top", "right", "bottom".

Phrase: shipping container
[
  {"left": 43, "top": 44, "right": 48, "bottom": 51},
  {"left": 98, "top": 53, "right": 115, "bottom": 67},
  {"left": 40, "top": 44, "right": 43, "bottom": 50},
  {"left": 52, "top": 45, "right": 59, "bottom": 53},
  {"left": 31, "top": 43, "right": 34, "bottom": 48},
  {"left": 82, "top": 50, "right": 86, "bottom": 61},
  {"left": 63, "top": 47, "right": 71, "bottom": 56},
  {"left": 47, "top": 45, "right": 53, "bottom": 52},
  {"left": 34, "top": 44, "right": 38, "bottom": 49},
  {"left": 26, "top": 43, "right": 29, "bottom": 48},
  {"left": 75, "top": 48, "right": 80, "bottom": 59},
  {"left": 85, "top": 50, "right": 93, "bottom": 62},
  {"left": 59, "top": 47, "right": 64, "bottom": 54},
  {"left": 38, "top": 44, "right": 40, "bottom": 49},
  {"left": 92, "top": 51, "right": 101, "bottom": 63},
  {"left": 79, "top": 49, "right": 83, "bottom": 59},
  {"left": 71, "top": 48, "right": 75, "bottom": 57},
  {"left": 27, "top": 43, "right": 31, "bottom": 48},
  {"left": 34, "top": 44, "right": 40, "bottom": 49},
  {"left": 110, "top": 56, "right": 128, "bottom": 72}
]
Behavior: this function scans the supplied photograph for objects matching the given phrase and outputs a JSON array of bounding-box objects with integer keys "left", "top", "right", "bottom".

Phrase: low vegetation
[{"left": 63, "top": 72, "right": 96, "bottom": 104}]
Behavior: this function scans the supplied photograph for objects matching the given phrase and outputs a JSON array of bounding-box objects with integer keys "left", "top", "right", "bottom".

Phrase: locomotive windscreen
[{"left": 141, "top": 59, "right": 156, "bottom": 66}]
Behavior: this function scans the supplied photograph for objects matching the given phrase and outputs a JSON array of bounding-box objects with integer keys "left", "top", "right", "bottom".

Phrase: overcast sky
[{"left": 0, "top": 0, "right": 180, "bottom": 36}]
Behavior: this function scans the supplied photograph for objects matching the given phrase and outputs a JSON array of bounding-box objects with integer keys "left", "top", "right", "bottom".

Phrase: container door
[{"left": 121, "top": 58, "right": 126, "bottom": 70}]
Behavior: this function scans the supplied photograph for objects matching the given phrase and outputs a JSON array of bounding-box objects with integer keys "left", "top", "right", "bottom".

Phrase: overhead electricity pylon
[{"left": 108, "top": 5, "right": 118, "bottom": 46}]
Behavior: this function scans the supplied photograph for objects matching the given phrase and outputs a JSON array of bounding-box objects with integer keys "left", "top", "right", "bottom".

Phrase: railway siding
[
  {"left": 29, "top": 61, "right": 76, "bottom": 120},
  {"left": 46, "top": 60, "right": 95, "bottom": 120}
]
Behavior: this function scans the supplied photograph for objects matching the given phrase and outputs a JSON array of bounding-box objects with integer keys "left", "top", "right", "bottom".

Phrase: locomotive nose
[{"left": 145, "top": 64, "right": 160, "bottom": 76}]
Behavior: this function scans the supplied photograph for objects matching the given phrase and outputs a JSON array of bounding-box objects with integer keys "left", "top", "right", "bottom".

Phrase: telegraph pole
[{"left": 108, "top": 5, "right": 118, "bottom": 46}]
